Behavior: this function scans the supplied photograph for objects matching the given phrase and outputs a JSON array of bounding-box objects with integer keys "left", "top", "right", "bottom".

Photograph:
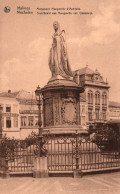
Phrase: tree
[{"left": 90, "top": 123, "right": 120, "bottom": 152}]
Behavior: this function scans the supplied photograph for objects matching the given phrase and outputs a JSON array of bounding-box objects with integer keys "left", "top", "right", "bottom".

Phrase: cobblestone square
[{"left": 0, "top": 172, "right": 120, "bottom": 194}]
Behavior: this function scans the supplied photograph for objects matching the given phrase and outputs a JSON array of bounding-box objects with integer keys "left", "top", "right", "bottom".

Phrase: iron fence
[
  {"left": 0, "top": 132, "right": 120, "bottom": 174},
  {"left": 0, "top": 134, "right": 38, "bottom": 173},
  {"left": 46, "top": 136, "right": 74, "bottom": 171},
  {"left": 45, "top": 134, "right": 120, "bottom": 172}
]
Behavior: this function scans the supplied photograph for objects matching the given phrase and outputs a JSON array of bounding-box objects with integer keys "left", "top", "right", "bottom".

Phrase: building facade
[
  {"left": 13, "top": 90, "right": 39, "bottom": 138},
  {"left": 0, "top": 92, "right": 20, "bottom": 138},
  {"left": 74, "top": 66, "right": 110, "bottom": 127},
  {"left": 108, "top": 101, "right": 120, "bottom": 120},
  {"left": 0, "top": 90, "right": 39, "bottom": 139}
]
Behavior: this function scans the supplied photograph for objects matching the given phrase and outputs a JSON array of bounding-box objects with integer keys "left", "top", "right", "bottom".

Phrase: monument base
[
  {"left": 43, "top": 126, "right": 87, "bottom": 136},
  {"left": 41, "top": 78, "right": 84, "bottom": 133}
]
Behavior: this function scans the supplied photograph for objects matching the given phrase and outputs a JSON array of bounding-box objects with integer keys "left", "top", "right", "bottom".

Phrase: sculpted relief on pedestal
[
  {"left": 61, "top": 98, "right": 77, "bottom": 125},
  {"left": 53, "top": 97, "right": 60, "bottom": 125},
  {"left": 44, "top": 98, "right": 53, "bottom": 127}
]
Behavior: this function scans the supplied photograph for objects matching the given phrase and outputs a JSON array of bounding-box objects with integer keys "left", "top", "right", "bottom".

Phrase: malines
[{"left": 17, "top": 6, "right": 30, "bottom": 10}]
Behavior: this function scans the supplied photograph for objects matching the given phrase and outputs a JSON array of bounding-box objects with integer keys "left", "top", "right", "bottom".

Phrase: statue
[{"left": 49, "top": 21, "right": 73, "bottom": 79}]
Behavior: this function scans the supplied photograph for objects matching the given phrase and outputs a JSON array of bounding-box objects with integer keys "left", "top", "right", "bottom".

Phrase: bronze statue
[{"left": 49, "top": 21, "right": 73, "bottom": 79}]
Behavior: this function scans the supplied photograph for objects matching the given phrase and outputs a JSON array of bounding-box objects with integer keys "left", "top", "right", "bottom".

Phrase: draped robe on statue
[{"left": 49, "top": 29, "right": 73, "bottom": 79}]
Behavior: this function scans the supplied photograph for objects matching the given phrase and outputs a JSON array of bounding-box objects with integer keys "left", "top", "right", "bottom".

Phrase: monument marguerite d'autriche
[{"left": 38, "top": 22, "right": 84, "bottom": 135}]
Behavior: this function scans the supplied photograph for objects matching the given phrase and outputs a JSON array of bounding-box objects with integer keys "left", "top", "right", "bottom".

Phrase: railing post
[
  {"left": 4, "top": 158, "right": 10, "bottom": 178},
  {"left": 75, "top": 132, "right": 79, "bottom": 170},
  {"left": 0, "top": 155, "right": 10, "bottom": 178},
  {"left": 73, "top": 131, "right": 83, "bottom": 178},
  {"left": 0, "top": 106, "right": 10, "bottom": 178},
  {"left": 33, "top": 136, "right": 48, "bottom": 178},
  {"left": 33, "top": 156, "right": 48, "bottom": 178},
  {"left": 0, "top": 105, "right": 3, "bottom": 140}
]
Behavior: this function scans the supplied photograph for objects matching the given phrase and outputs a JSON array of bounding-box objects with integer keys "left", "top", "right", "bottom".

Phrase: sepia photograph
[{"left": 0, "top": 0, "right": 120, "bottom": 193}]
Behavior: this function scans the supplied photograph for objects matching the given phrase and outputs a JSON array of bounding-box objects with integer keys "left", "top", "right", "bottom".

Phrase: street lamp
[
  {"left": 35, "top": 85, "right": 43, "bottom": 136},
  {"left": 35, "top": 86, "right": 47, "bottom": 158}
]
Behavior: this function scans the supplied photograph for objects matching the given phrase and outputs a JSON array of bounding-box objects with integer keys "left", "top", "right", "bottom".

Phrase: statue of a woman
[{"left": 49, "top": 21, "right": 73, "bottom": 79}]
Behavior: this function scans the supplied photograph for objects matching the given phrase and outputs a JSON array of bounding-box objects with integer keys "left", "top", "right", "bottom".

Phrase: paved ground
[{"left": 0, "top": 172, "right": 120, "bottom": 194}]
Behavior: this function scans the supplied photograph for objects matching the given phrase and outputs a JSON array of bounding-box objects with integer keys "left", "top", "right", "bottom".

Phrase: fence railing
[{"left": 0, "top": 132, "right": 120, "bottom": 176}]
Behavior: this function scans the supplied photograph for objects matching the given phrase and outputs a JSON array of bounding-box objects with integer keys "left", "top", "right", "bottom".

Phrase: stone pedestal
[
  {"left": 33, "top": 157, "right": 48, "bottom": 178},
  {"left": 0, "top": 158, "right": 10, "bottom": 178},
  {"left": 73, "top": 170, "right": 83, "bottom": 178},
  {"left": 41, "top": 78, "right": 84, "bottom": 135}
]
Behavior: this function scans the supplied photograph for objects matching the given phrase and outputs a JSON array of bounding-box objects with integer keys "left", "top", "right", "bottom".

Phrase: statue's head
[{"left": 53, "top": 21, "right": 60, "bottom": 31}]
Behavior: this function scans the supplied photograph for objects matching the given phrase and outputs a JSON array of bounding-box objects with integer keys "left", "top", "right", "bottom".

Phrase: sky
[{"left": 0, "top": 0, "right": 120, "bottom": 102}]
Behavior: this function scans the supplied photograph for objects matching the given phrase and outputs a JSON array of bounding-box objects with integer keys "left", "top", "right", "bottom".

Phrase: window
[
  {"left": 81, "top": 105, "right": 85, "bottom": 114},
  {"left": 28, "top": 116, "right": 34, "bottom": 126},
  {"left": 102, "top": 92, "right": 107, "bottom": 105},
  {"left": 35, "top": 116, "right": 38, "bottom": 126},
  {"left": 6, "top": 105, "right": 11, "bottom": 112},
  {"left": 2, "top": 117, "right": 4, "bottom": 128},
  {"left": 95, "top": 109, "right": 99, "bottom": 120},
  {"left": 21, "top": 116, "right": 27, "bottom": 127},
  {"left": 95, "top": 91, "right": 100, "bottom": 105},
  {"left": 88, "top": 108, "right": 92, "bottom": 121},
  {"left": 88, "top": 91, "right": 93, "bottom": 104},
  {"left": 6, "top": 117, "right": 11, "bottom": 128},
  {"left": 0, "top": 104, "right": 4, "bottom": 112},
  {"left": 102, "top": 109, "right": 106, "bottom": 120},
  {"left": 13, "top": 117, "right": 18, "bottom": 127}
]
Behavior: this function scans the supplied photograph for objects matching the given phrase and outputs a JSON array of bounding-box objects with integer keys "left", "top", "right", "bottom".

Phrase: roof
[
  {"left": 0, "top": 92, "right": 15, "bottom": 98},
  {"left": 74, "top": 66, "right": 94, "bottom": 75},
  {"left": 107, "top": 119, "right": 120, "bottom": 124},
  {"left": 109, "top": 101, "right": 120, "bottom": 108},
  {"left": 0, "top": 90, "right": 36, "bottom": 103},
  {"left": 18, "top": 99, "right": 37, "bottom": 104},
  {"left": 12, "top": 90, "right": 35, "bottom": 99}
]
